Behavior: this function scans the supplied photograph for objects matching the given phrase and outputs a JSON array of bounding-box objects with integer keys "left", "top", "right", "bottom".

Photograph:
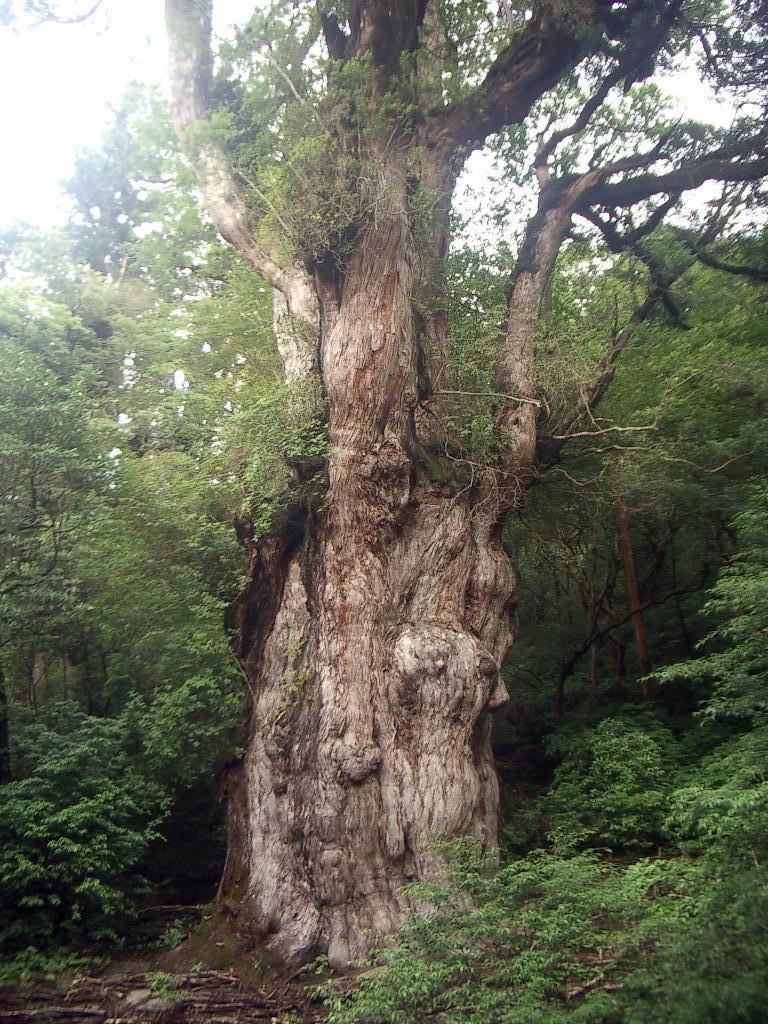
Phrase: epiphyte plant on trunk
[{"left": 164, "top": 0, "right": 768, "bottom": 970}]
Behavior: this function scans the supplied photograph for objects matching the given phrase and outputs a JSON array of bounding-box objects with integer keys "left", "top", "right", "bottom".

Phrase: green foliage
[
  {"left": 323, "top": 843, "right": 692, "bottom": 1024},
  {"left": 658, "top": 487, "right": 768, "bottom": 869},
  {"left": 656, "top": 486, "right": 768, "bottom": 720},
  {"left": 545, "top": 717, "right": 675, "bottom": 849},
  {"left": 0, "top": 948, "right": 100, "bottom": 988},
  {"left": 0, "top": 704, "right": 165, "bottom": 952},
  {"left": 66, "top": 85, "right": 208, "bottom": 292},
  {"left": 440, "top": 247, "right": 509, "bottom": 466},
  {"left": 148, "top": 970, "right": 182, "bottom": 1002},
  {"left": 325, "top": 836, "right": 768, "bottom": 1024},
  {"left": 157, "top": 919, "right": 188, "bottom": 950},
  {"left": 665, "top": 727, "right": 768, "bottom": 864},
  {"left": 217, "top": 376, "right": 328, "bottom": 533},
  {"left": 0, "top": 90, "right": 248, "bottom": 957},
  {"left": 139, "top": 673, "right": 240, "bottom": 792}
]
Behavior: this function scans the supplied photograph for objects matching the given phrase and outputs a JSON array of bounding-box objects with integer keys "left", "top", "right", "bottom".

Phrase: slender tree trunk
[
  {"left": 586, "top": 641, "right": 600, "bottom": 710},
  {"left": 219, "top": 160, "right": 514, "bottom": 971},
  {"left": 616, "top": 503, "right": 653, "bottom": 700},
  {"left": 609, "top": 614, "right": 627, "bottom": 698},
  {"left": 29, "top": 652, "right": 46, "bottom": 710},
  {"left": 670, "top": 537, "right": 695, "bottom": 656},
  {"left": 0, "top": 668, "right": 10, "bottom": 784}
]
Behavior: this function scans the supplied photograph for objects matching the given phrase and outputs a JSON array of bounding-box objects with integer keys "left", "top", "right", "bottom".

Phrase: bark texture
[
  {"left": 162, "top": 0, "right": 753, "bottom": 974},
  {"left": 223, "top": 161, "right": 515, "bottom": 970}
]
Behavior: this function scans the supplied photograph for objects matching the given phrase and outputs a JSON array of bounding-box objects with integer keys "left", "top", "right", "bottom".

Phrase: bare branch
[
  {"left": 264, "top": 51, "right": 305, "bottom": 104},
  {"left": 536, "top": 73, "right": 617, "bottom": 168},
  {"left": 692, "top": 249, "right": 768, "bottom": 282},
  {"left": 547, "top": 288, "right": 661, "bottom": 455},
  {"left": 552, "top": 423, "right": 656, "bottom": 440},
  {"left": 499, "top": 0, "right": 517, "bottom": 36},
  {"left": 436, "top": 389, "right": 542, "bottom": 406},
  {"left": 658, "top": 451, "right": 755, "bottom": 474},
  {"left": 582, "top": 154, "right": 768, "bottom": 210},
  {"left": 165, "top": 0, "right": 319, "bottom": 383}
]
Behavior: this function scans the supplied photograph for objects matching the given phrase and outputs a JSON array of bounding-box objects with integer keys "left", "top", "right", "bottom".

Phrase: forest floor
[
  {"left": 0, "top": 906, "right": 332, "bottom": 1023},
  {"left": 0, "top": 968, "right": 327, "bottom": 1023}
]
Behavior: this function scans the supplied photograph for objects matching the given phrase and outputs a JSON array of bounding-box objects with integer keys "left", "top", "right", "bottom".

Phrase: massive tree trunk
[
  {"left": 221, "top": 156, "right": 514, "bottom": 970},
  {"left": 165, "top": 0, "right": 526, "bottom": 971},
  {"left": 164, "top": 0, "right": 753, "bottom": 973}
]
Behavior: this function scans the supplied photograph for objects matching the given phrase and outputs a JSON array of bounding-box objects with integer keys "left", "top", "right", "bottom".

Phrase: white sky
[
  {"left": 0, "top": 3, "right": 731, "bottom": 232},
  {"left": 0, "top": 0, "right": 253, "bottom": 228}
]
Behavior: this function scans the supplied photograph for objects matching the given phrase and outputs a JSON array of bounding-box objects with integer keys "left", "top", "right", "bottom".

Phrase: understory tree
[
  {"left": 0, "top": 106, "right": 248, "bottom": 953},
  {"left": 157, "top": 0, "right": 768, "bottom": 968}
]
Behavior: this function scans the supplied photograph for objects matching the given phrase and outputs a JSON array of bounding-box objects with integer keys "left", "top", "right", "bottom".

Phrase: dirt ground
[{"left": 0, "top": 907, "right": 335, "bottom": 1024}]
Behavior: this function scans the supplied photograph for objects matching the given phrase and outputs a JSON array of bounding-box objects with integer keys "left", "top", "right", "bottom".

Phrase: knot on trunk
[
  {"left": 331, "top": 739, "right": 383, "bottom": 784},
  {"left": 392, "top": 625, "right": 506, "bottom": 717},
  {"left": 358, "top": 434, "right": 411, "bottom": 489},
  {"left": 488, "top": 678, "right": 510, "bottom": 710}
]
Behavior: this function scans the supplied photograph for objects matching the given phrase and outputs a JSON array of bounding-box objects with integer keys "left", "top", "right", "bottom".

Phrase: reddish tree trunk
[{"left": 219, "top": 165, "right": 515, "bottom": 970}]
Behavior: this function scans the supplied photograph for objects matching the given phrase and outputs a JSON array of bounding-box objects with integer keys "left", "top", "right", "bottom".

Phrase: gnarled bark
[
  {"left": 164, "top": 0, "right": 768, "bottom": 974},
  {"left": 221, "top": 159, "right": 515, "bottom": 970},
  {"left": 225, "top": 492, "right": 513, "bottom": 969}
]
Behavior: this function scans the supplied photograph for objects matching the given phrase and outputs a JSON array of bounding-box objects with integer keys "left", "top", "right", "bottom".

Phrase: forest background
[{"left": 0, "top": 1, "right": 767, "bottom": 1022}]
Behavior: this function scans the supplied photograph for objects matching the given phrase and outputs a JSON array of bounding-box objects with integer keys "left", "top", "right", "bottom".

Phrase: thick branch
[
  {"left": 426, "top": 19, "right": 580, "bottom": 164},
  {"left": 349, "top": 0, "right": 424, "bottom": 69},
  {"left": 492, "top": 167, "right": 634, "bottom": 501},
  {"left": 692, "top": 248, "right": 768, "bottom": 282},
  {"left": 491, "top": 147, "right": 762, "bottom": 491},
  {"left": 584, "top": 195, "right": 681, "bottom": 253},
  {"left": 542, "top": 179, "right": 761, "bottom": 464},
  {"left": 165, "top": 0, "right": 272, "bottom": 280},
  {"left": 537, "top": 1, "right": 682, "bottom": 169},
  {"left": 426, "top": 1, "right": 682, "bottom": 170},
  {"left": 583, "top": 155, "right": 768, "bottom": 210},
  {"left": 321, "top": 12, "right": 350, "bottom": 59},
  {"left": 165, "top": 0, "right": 319, "bottom": 382}
]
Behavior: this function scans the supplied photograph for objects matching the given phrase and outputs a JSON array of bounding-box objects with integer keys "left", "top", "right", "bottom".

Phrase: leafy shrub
[
  {"left": 656, "top": 486, "right": 768, "bottom": 721},
  {"left": 323, "top": 839, "right": 768, "bottom": 1024},
  {"left": 0, "top": 947, "right": 99, "bottom": 988},
  {"left": 323, "top": 842, "right": 687, "bottom": 1024},
  {"left": 633, "top": 859, "right": 768, "bottom": 1024},
  {"left": 666, "top": 727, "right": 768, "bottom": 862},
  {"left": 545, "top": 717, "right": 676, "bottom": 849},
  {"left": 0, "top": 703, "right": 165, "bottom": 952},
  {"left": 139, "top": 672, "right": 240, "bottom": 791}
]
